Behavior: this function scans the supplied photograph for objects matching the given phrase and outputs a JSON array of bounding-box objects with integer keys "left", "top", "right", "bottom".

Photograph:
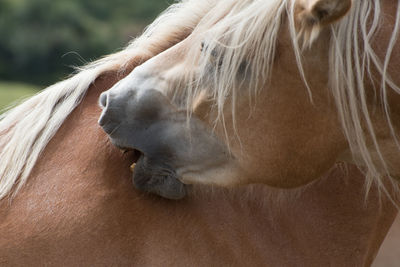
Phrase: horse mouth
[
  {"left": 117, "top": 146, "right": 187, "bottom": 200},
  {"left": 119, "top": 147, "right": 141, "bottom": 169}
]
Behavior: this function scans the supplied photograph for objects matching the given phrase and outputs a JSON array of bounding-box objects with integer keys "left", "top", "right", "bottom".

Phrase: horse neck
[{"left": 0, "top": 71, "right": 397, "bottom": 266}]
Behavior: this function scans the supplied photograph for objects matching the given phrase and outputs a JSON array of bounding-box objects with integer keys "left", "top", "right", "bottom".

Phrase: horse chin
[
  {"left": 110, "top": 139, "right": 187, "bottom": 200},
  {"left": 132, "top": 154, "right": 187, "bottom": 200}
]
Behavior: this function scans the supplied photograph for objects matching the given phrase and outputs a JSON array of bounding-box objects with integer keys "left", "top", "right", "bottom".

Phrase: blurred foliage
[{"left": 0, "top": 0, "right": 170, "bottom": 86}]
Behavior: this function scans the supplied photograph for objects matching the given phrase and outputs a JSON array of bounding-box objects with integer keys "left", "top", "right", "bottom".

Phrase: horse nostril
[
  {"left": 98, "top": 92, "right": 110, "bottom": 127},
  {"left": 99, "top": 92, "right": 108, "bottom": 109},
  {"left": 98, "top": 111, "right": 108, "bottom": 127}
]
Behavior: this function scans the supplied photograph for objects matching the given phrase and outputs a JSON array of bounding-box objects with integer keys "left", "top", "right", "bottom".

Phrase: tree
[{"left": 0, "top": 0, "right": 170, "bottom": 86}]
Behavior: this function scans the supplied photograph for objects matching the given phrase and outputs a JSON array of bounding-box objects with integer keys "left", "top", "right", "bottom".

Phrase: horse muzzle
[
  {"left": 98, "top": 86, "right": 232, "bottom": 200},
  {"left": 98, "top": 88, "right": 188, "bottom": 200}
]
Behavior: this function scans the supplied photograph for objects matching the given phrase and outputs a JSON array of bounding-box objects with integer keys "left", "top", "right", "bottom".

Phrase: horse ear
[
  {"left": 296, "top": 0, "right": 352, "bottom": 46},
  {"left": 298, "top": 0, "right": 352, "bottom": 25}
]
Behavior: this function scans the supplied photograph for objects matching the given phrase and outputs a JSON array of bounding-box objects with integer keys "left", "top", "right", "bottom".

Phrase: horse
[
  {"left": 98, "top": 0, "right": 400, "bottom": 198},
  {"left": 0, "top": 0, "right": 399, "bottom": 265}
]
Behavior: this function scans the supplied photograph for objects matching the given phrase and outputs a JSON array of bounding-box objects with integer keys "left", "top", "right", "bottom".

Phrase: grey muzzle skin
[{"left": 98, "top": 88, "right": 232, "bottom": 200}]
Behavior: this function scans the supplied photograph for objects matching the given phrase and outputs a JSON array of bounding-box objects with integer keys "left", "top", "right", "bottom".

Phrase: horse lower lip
[{"left": 130, "top": 155, "right": 187, "bottom": 199}]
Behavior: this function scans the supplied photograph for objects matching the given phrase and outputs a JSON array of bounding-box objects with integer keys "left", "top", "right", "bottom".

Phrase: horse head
[{"left": 99, "top": 0, "right": 400, "bottom": 199}]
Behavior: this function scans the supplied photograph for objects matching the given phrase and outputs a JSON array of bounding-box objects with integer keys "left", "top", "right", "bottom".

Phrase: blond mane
[
  {"left": 0, "top": 0, "right": 215, "bottom": 199},
  {"left": 181, "top": 0, "right": 400, "bottom": 192},
  {"left": 0, "top": 0, "right": 399, "bottom": 199}
]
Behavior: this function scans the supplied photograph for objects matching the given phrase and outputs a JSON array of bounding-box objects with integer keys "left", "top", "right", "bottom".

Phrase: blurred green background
[{"left": 0, "top": 0, "right": 170, "bottom": 111}]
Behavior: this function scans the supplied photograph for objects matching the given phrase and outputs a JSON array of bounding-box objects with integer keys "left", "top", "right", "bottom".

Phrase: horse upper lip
[
  {"left": 119, "top": 147, "right": 133, "bottom": 154},
  {"left": 114, "top": 144, "right": 142, "bottom": 164}
]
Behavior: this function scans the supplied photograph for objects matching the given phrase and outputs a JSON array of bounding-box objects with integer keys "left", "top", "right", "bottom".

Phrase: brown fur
[{"left": 0, "top": 73, "right": 397, "bottom": 266}]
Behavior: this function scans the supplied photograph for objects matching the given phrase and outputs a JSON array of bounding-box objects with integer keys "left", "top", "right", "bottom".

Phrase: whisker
[{"left": 109, "top": 123, "right": 122, "bottom": 136}]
